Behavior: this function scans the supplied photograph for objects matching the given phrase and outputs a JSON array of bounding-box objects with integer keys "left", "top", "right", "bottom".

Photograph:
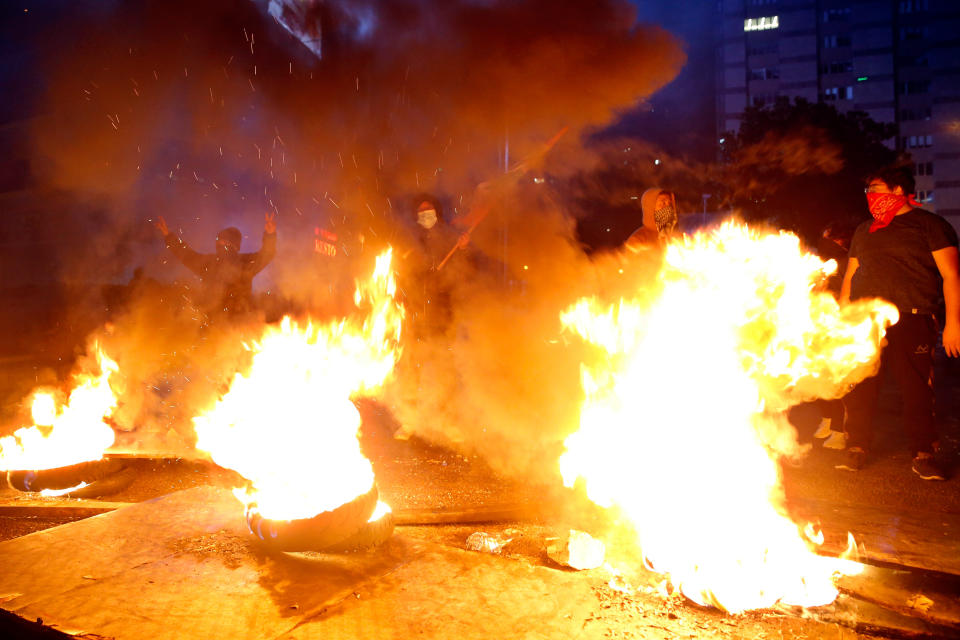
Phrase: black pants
[
  {"left": 843, "top": 313, "right": 938, "bottom": 456},
  {"left": 815, "top": 398, "right": 844, "bottom": 426}
]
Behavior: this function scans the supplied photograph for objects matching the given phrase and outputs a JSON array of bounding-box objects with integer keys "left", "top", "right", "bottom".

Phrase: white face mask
[{"left": 417, "top": 208, "right": 438, "bottom": 229}]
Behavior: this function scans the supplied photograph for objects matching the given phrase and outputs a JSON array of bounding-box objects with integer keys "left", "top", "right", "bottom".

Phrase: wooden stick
[{"left": 436, "top": 126, "right": 569, "bottom": 271}]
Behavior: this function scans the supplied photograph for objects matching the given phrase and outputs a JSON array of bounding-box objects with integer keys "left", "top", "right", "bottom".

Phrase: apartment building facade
[{"left": 718, "top": 0, "right": 960, "bottom": 230}]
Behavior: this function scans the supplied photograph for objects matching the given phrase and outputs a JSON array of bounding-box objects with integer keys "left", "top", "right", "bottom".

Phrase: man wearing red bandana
[{"left": 838, "top": 166, "right": 960, "bottom": 480}]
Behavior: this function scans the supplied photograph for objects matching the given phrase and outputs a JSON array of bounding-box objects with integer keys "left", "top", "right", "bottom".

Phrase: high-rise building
[{"left": 717, "top": 0, "right": 960, "bottom": 231}]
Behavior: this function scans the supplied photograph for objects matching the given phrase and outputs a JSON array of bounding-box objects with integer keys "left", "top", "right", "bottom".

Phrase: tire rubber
[
  {"left": 245, "top": 484, "right": 379, "bottom": 552},
  {"left": 321, "top": 510, "right": 395, "bottom": 553},
  {"left": 7, "top": 458, "right": 127, "bottom": 492}
]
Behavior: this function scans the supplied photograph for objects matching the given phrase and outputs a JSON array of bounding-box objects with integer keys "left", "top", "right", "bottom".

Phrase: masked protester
[
  {"left": 624, "top": 187, "right": 679, "bottom": 252},
  {"left": 153, "top": 212, "right": 277, "bottom": 317},
  {"left": 838, "top": 166, "right": 960, "bottom": 479},
  {"left": 416, "top": 200, "right": 439, "bottom": 231},
  {"left": 387, "top": 194, "right": 469, "bottom": 440}
]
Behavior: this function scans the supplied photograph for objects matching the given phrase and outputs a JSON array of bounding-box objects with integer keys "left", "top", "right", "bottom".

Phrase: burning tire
[
  {"left": 246, "top": 485, "right": 379, "bottom": 552},
  {"left": 321, "top": 507, "right": 395, "bottom": 553},
  {"left": 62, "top": 465, "right": 136, "bottom": 499},
  {"left": 6, "top": 458, "right": 128, "bottom": 493}
]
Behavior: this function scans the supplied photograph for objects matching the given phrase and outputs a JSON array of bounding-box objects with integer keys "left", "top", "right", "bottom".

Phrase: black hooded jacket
[{"left": 164, "top": 230, "right": 276, "bottom": 314}]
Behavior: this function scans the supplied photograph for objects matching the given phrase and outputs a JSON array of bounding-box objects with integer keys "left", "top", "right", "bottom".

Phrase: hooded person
[
  {"left": 153, "top": 212, "right": 277, "bottom": 317},
  {"left": 624, "top": 187, "right": 679, "bottom": 252}
]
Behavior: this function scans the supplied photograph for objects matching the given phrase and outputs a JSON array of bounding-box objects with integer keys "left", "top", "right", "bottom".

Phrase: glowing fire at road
[
  {"left": 194, "top": 249, "right": 403, "bottom": 522},
  {"left": 560, "top": 222, "right": 897, "bottom": 613},
  {"left": 0, "top": 347, "right": 119, "bottom": 472}
]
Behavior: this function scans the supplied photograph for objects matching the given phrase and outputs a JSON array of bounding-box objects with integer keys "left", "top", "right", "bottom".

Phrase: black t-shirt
[{"left": 849, "top": 208, "right": 958, "bottom": 314}]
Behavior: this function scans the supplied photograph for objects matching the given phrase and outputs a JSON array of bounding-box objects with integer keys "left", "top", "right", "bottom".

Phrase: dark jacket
[{"left": 165, "top": 231, "right": 276, "bottom": 314}]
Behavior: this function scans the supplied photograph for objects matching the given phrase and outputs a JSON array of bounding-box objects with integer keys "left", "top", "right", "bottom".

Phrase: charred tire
[
  {"left": 246, "top": 485, "right": 379, "bottom": 552},
  {"left": 321, "top": 510, "right": 395, "bottom": 553},
  {"left": 64, "top": 466, "right": 136, "bottom": 499},
  {"left": 6, "top": 458, "right": 128, "bottom": 493}
]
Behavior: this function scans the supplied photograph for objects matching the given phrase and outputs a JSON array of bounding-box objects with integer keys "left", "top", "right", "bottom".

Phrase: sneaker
[
  {"left": 912, "top": 452, "right": 946, "bottom": 481},
  {"left": 813, "top": 418, "right": 833, "bottom": 439},
  {"left": 823, "top": 431, "right": 847, "bottom": 450},
  {"left": 836, "top": 447, "right": 866, "bottom": 471}
]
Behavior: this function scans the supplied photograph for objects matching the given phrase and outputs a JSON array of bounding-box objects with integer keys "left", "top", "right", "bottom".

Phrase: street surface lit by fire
[
  {"left": 0, "top": 226, "right": 916, "bottom": 619},
  {"left": 560, "top": 222, "right": 898, "bottom": 613},
  {"left": 194, "top": 249, "right": 402, "bottom": 522}
]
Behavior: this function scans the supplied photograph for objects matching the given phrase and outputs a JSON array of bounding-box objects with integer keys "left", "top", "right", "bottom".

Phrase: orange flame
[
  {"left": 194, "top": 249, "right": 403, "bottom": 522},
  {"left": 0, "top": 347, "right": 119, "bottom": 472},
  {"left": 560, "top": 222, "right": 895, "bottom": 613},
  {"left": 39, "top": 482, "right": 89, "bottom": 497}
]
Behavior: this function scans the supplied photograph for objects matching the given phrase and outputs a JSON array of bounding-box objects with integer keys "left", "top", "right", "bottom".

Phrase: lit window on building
[
  {"left": 751, "top": 93, "right": 778, "bottom": 107},
  {"left": 823, "top": 34, "right": 852, "bottom": 48},
  {"left": 823, "top": 86, "right": 853, "bottom": 101},
  {"left": 899, "top": 0, "right": 929, "bottom": 13},
  {"left": 898, "top": 80, "right": 931, "bottom": 95},
  {"left": 823, "top": 8, "right": 851, "bottom": 22},
  {"left": 820, "top": 61, "right": 854, "bottom": 74},
  {"left": 744, "top": 16, "right": 779, "bottom": 31},
  {"left": 749, "top": 67, "right": 780, "bottom": 81},
  {"left": 903, "top": 135, "right": 933, "bottom": 149},
  {"left": 899, "top": 26, "right": 928, "bottom": 40}
]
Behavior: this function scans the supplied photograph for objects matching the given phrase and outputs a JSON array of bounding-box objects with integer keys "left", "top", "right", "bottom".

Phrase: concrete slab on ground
[
  {"left": 3, "top": 486, "right": 959, "bottom": 639},
  {"left": 0, "top": 486, "right": 601, "bottom": 640}
]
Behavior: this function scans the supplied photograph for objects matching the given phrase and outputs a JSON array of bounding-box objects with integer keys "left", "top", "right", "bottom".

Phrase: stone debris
[
  {"left": 546, "top": 529, "right": 605, "bottom": 570},
  {"left": 466, "top": 531, "right": 511, "bottom": 554},
  {"left": 905, "top": 593, "right": 934, "bottom": 613}
]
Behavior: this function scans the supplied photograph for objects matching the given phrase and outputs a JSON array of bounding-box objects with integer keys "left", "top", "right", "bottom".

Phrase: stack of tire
[
  {"left": 245, "top": 484, "right": 394, "bottom": 553},
  {"left": 6, "top": 457, "right": 133, "bottom": 499}
]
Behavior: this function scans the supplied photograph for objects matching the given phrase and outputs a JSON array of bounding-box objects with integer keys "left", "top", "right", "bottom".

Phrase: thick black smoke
[{"left": 17, "top": 0, "right": 685, "bottom": 473}]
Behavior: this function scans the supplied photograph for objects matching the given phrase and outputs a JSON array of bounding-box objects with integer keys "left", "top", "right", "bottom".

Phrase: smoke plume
[{"left": 18, "top": 0, "right": 685, "bottom": 475}]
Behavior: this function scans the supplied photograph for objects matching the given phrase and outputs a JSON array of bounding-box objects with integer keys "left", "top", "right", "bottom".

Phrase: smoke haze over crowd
[{"left": 6, "top": 0, "right": 686, "bottom": 478}]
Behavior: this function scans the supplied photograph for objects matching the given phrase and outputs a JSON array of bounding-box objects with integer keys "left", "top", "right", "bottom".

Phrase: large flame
[
  {"left": 0, "top": 347, "right": 119, "bottom": 471},
  {"left": 560, "top": 222, "right": 897, "bottom": 613},
  {"left": 194, "top": 249, "right": 403, "bottom": 522}
]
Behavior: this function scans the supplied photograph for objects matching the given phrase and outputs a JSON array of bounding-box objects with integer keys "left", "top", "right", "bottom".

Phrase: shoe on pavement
[
  {"left": 835, "top": 447, "right": 866, "bottom": 471},
  {"left": 912, "top": 452, "right": 946, "bottom": 481},
  {"left": 813, "top": 418, "right": 833, "bottom": 439},
  {"left": 823, "top": 430, "right": 847, "bottom": 449}
]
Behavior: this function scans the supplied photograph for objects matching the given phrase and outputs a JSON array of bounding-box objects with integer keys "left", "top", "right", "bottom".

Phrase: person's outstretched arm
[
  {"left": 933, "top": 246, "right": 960, "bottom": 357},
  {"left": 247, "top": 212, "right": 277, "bottom": 275},
  {"left": 153, "top": 216, "right": 207, "bottom": 276},
  {"left": 839, "top": 257, "right": 859, "bottom": 305}
]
